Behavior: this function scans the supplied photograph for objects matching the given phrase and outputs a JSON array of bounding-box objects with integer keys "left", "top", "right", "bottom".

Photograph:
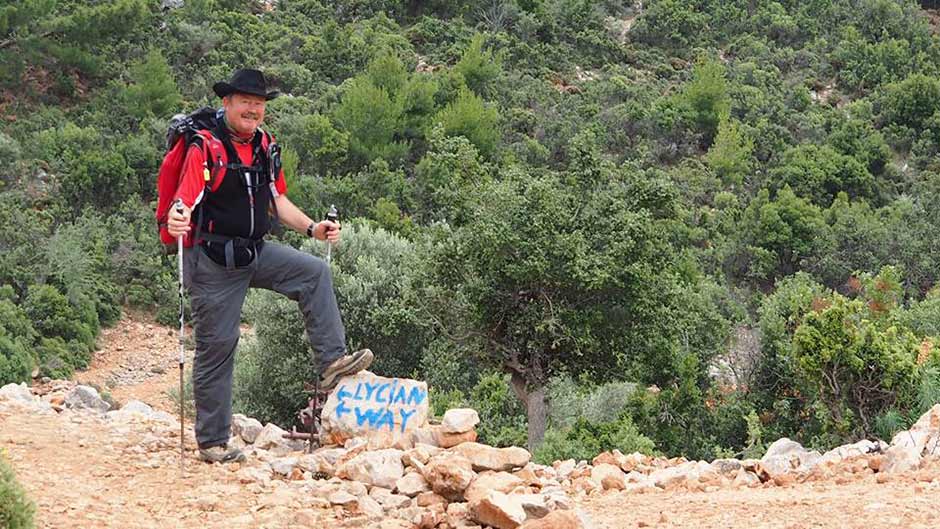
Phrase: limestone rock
[
  {"left": 411, "top": 427, "right": 440, "bottom": 448},
  {"left": 590, "top": 464, "right": 625, "bottom": 491},
  {"left": 422, "top": 453, "right": 476, "bottom": 501},
  {"left": 297, "top": 448, "right": 346, "bottom": 476},
  {"left": 337, "top": 448, "right": 405, "bottom": 489},
  {"left": 396, "top": 471, "right": 432, "bottom": 497},
  {"left": 358, "top": 495, "right": 385, "bottom": 519},
  {"left": 516, "top": 493, "right": 550, "bottom": 519},
  {"left": 0, "top": 383, "right": 36, "bottom": 402},
  {"left": 464, "top": 471, "right": 525, "bottom": 503},
  {"left": 64, "top": 385, "right": 111, "bottom": 413},
  {"left": 329, "top": 490, "right": 359, "bottom": 506},
  {"left": 254, "top": 422, "right": 305, "bottom": 455},
  {"left": 519, "top": 509, "right": 589, "bottom": 529},
  {"left": 321, "top": 371, "right": 430, "bottom": 449},
  {"left": 442, "top": 408, "right": 480, "bottom": 434},
  {"left": 818, "top": 439, "right": 883, "bottom": 465},
  {"left": 436, "top": 427, "right": 479, "bottom": 449},
  {"left": 469, "top": 490, "right": 527, "bottom": 529},
  {"left": 882, "top": 443, "right": 922, "bottom": 474},
  {"left": 370, "top": 487, "right": 413, "bottom": 509},
  {"left": 232, "top": 414, "right": 264, "bottom": 444},
  {"left": 760, "top": 438, "right": 820, "bottom": 476},
  {"left": 452, "top": 442, "right": 532, "bottom": 472},
  {"left": 554, "top": 459, "right": 576, "bottom": 479},
  {"left": 446, "top": 501, "right": 471, "bottom": 527},
  {"left": 107, "top": 400, "right": 159, "bottom": 423},
  {"left": 270, "top": 456, "right": 299, "bottom": 476},
  {"left": 710, "top": 458, "right": 743, "bottom": 476},
  {"left": 402, "top": 444, "right": 442, "bottom": 468}
]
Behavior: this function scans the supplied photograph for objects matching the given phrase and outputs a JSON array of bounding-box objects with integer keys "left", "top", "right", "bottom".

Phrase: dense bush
[
  {"left": 0, "top": 336, "right": 32, "bottom": 385},
  {"left": 0, "top": 452, "right": 34, "bottom": 529}
]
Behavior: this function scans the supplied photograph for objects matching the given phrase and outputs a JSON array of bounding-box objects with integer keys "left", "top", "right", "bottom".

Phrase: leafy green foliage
[
  {"left": 534, "top": 416, "right": 655, "bottom": 465},
  {"left": 0, "top": 335, "right": 32, "bottom": 385},
  {"left": 0, "top": 453, "right": 34, "bottom": 529},
  {"left": 122, "top": 50, "right": 183, "bottom": 121},
  {"left": 433, "top": 88, "right": 500, "bottom": 159},
  {"left": 792, "top": 292, "right": 919, "bottom": 441}
]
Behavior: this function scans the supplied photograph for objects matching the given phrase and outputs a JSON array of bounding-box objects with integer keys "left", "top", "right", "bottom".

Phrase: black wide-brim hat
[{"left": 213, "top": 68, "right": 280, "bottom": 100}]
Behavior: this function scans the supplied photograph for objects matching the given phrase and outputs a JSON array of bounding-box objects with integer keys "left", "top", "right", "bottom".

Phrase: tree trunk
[{"left": 510, "top": 373, "right": 549, "bottom": 451}]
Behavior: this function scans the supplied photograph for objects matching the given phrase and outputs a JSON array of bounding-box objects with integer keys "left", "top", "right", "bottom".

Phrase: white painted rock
[
  {"left": 320, "top": 371, "right": 430, "bottom": 449},
  {"left": 337, "top": 448, "right": 405, "bottom": 489},
  {"left": 441, "top": 408, "right": 480, "bottom": 434},
  {"left": 451, "top": 442, "right": 532, "bottom": 472}
]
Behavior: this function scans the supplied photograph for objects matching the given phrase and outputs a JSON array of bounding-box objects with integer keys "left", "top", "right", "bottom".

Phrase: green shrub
[
  {"left": 0, "top": 336, "right": 32, "bottom": 385},
  {"left": 23, "top": 285, "right": 98, "bottom": 375},
  {"left": 433, "top": 88, "right": 500, "bottom": 159},
  {"left": 533, "top": 416, "right": 655, "bottom": 465},
  {"left": 0, "top": 452, "right": 34, "bottom": 529},
  {"left": 466, "top": 372, "right": 527, "bottom": 448}
]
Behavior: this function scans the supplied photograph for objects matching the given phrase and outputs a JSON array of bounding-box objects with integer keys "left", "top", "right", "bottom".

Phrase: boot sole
[
  {"left": 321, "top": 349, "right": 374, "bottom": 389},
  {"left": 197, "top": 448, "right": 246, "bottom": 464}
]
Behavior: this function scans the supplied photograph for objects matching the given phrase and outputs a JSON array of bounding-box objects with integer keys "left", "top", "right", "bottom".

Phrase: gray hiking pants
[{"left": 183, "top": 241, "right": 346, "bottom": 449}]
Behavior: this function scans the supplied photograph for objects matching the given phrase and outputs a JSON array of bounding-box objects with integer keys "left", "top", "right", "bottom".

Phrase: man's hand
[
  {"left": 313, "top": 220, "right": 341, "bottom": 242},
  {"left": 167, "top": 204, "right": 192, "bottom": 238}
]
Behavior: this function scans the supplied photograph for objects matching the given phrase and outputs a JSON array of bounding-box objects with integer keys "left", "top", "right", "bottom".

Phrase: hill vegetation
[{"left": 3, "top": 0, "right": 940, "bottom": 461}]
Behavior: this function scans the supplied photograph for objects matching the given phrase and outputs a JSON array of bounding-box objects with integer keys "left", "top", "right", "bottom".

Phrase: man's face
[{"left": 223, "top": 93, "right": 267, "bottom": 135}]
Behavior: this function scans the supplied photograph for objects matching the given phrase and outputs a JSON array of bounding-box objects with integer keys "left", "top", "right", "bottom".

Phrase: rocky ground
[{"left": 3, "top": 314, "right": 940, "bottom": 529}]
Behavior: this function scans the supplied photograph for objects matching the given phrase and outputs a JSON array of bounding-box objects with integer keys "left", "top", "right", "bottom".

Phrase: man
[{"left": 166, "top": 69, "right": 373, "bottom": 463}]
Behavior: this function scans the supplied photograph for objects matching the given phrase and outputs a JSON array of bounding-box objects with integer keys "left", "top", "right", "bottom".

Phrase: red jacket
[{"left": 173, "top": 129, "right": 286, "bottom": 248}]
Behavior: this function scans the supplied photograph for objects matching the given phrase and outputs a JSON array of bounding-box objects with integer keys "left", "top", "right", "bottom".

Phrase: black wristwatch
[{"left": 306, "top": 222, "right": 316, "bottom": 238}]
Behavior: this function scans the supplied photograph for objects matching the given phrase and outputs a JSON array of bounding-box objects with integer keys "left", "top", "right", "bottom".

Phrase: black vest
[{"left": 195, "top": 126, "right": 276, "bottom": 267}]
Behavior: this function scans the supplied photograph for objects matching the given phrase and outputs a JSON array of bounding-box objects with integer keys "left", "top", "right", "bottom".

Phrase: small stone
[
  {"left": 64, "top": 386, "right": 111, "bottom": 413},
  {"left": 451, "top": 442, "right": 532, "bottom": 472},
  {"left": 441, "top": 408, "right": 480, "bottom": 434},
  {"left": 396, "top": 472, "right": 431, "bottom": 497},
  {"left": 329, "top": 490, "right": 358, "bottom": 506},
  {"left": 469, "top": 490, "right": 526, "bottom": 529},
  {"left": 232, "top": 414, "right": 264, "bottom": 444}
]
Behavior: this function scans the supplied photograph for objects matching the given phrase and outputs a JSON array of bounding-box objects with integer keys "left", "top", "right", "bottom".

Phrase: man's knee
[{"left": 297, "top": 253, "right": 330, "bottom": 283}]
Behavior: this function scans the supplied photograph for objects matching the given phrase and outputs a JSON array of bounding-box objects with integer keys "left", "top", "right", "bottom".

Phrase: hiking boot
[
  {"left": 198, "top": 443, "right": 246, "bottom": 463},
  {"left": 320, "top": 348, "right": 374, "bottom": 390}
]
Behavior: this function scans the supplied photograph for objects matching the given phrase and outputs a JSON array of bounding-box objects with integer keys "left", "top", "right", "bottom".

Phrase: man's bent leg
[
  {"left": 250, "top": 242, "right": 348, "bottom": 371},
  {"left": 186, "top": 247, "right": 252, "bottom": 448}
]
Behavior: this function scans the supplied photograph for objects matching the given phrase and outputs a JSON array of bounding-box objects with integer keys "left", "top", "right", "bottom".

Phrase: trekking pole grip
[{"left": 325, "top": 204, "right": 339, "bottom": 262}]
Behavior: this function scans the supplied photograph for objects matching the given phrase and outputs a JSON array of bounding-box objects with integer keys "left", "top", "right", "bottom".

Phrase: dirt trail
[{"left": 5, "top": 314, "right": 940, "bottom": 529}]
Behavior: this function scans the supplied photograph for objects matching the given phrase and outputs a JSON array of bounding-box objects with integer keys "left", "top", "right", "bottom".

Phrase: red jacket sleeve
[
  {"left": 273, "top": 168, "right": 287, "bottom": 196},
  {"left": 173, "top": 144, "right": 209, "bottom": 209}
]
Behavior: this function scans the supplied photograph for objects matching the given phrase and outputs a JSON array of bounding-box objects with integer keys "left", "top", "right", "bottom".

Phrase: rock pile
[{"left": 8, "top": 376, "right": 940, "bottom": 529}]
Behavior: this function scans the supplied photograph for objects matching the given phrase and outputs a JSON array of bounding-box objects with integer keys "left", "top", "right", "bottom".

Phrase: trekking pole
[
  {"left": 175, "top": 199, "right": 186, "bottom": 475},
  {"left": 325, "top": 204, "right": 338, "bottom": 262}
]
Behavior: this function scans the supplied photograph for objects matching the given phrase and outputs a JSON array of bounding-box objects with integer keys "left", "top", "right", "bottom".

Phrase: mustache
[{"left": 240, "top": 113, "right": 261, "bottom": 119}]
